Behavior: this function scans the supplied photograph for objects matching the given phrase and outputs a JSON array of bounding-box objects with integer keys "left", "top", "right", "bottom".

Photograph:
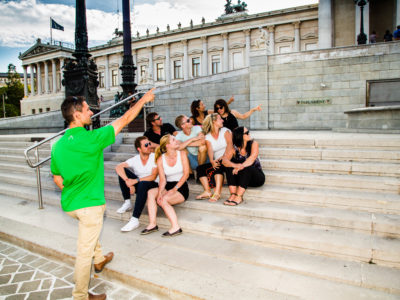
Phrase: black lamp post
[
  {"left": 63, "top": 0, "right": 100, "bottom": 127},
  {"left": 354, "top": 0, "right": 368, "bottom": 45}
]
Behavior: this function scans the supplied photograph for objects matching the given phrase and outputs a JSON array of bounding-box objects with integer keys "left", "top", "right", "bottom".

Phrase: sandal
[
  {"left": 224, "top": 193, "right": 237, "bottom": 205},
  {"left": 196, "top": 191, "right": 212, "bottom": 200},
  {"left": 209, "top": 193, "right": 221, "bottom": 203},
  {"left": 225, "top": 195, "right": 243, "bottom": 206}
]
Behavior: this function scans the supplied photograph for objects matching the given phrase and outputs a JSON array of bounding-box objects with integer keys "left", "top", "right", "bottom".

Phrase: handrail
[{"left": 24, "top": 91, "right": 142, "bottom": 169}]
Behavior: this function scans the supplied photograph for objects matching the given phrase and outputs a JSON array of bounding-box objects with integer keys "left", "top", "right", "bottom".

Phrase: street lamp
[{"left": 354, "top": 0, "right": 368, "bottom": 45}]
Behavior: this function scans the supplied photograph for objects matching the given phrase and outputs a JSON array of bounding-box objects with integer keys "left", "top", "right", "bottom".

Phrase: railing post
[{"left": 34, "top": 143, "right": 44, "bottom": 209}]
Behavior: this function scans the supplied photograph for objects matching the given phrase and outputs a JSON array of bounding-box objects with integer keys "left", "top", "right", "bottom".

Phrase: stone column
[
  {"left": 165, "top": 43, "right": 171, "bottom": 84},
  {"left": 105, "top": 55, "right": 110, "bottom": 90},
  {"left": 132, "top": 50, "right": 137, "bottom": 84},
  {"left": 182, "top": 40, "right": 189, "bottom": 80},
  {"left": 268, "top": 26, "right": 275, "bottom": 55},
  {"left": 119, "top": 52, "right": 123, "bottom": 85},
  {"left": 44, "top": 61, "right": 49, "bottom": 93},
  {"left": 222, "top": 33, "right": 229, "bottom": 72},
  {"left": 355, "top": 2, "right": 370, "bottom": 44},
  {"left": 244, "top": 29, "right": 251, "bottom": 67},
  {"left": 30, "top": 64, "right": 35, "bottom": 96},
  {"left": 318, "top": 0, "right": 333, "bottom": 48},
  {"left": 60, "top": 58, "right": 65, "bottom": 92},
  {"left": 201, "top": 36, "right": 208, "bottom": 76},
  {"left": 36, "top": 63, "right": 42, "bottom": 95},
  {"left": 147, "top": 46, "right": 153, "bottom": 81},
  {"left": 23, "top": 66, "right": 28, "bottom": 97},
  {"left": 52, "top": 59, "right": 57, "bottom": 93},
  {"left": 294, "top": 21, "right": 301, "bottom": 52}
]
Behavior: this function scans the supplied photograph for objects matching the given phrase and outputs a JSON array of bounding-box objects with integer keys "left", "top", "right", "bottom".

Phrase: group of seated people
[{"left": 115, "top": 96, "right": 264, "bottom": 237}]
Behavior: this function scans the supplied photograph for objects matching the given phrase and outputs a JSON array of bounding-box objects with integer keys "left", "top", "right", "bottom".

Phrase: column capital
[
  {"left": 163, "top": 42, "right": 170, "bottom": 48},
  {"left": 268, "top": 25, "right": 275, "bottom": 33},
  {"left": 293, "top": 21, "right": 301, "bottom": 29},
  {"left": 243, "top": 29, "right": 251, "bottom": 36},
  {"left": 146, "top": 46, "right": 153, "bottom": 51},
  {"left": 200, "top": 36, "right": 207, "bottom": 42},
  {"left": 221, "top": 32, "right": 228, "bottom": 39},
  {"left": 181, "top": 39, "right": 188, "bottom": 46}
]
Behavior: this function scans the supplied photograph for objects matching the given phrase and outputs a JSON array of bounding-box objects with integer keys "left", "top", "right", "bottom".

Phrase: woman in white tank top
[{"left": 141, "top": 134, "right": 190, "bottom": 237}]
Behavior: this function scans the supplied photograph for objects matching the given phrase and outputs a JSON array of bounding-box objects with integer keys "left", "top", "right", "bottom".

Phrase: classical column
[
  {"left": 118, "top": 53, "right": 123, "bottom": 86},
  {"left": 52, "top": 59, "right": 57, "bottom": 93},
  {"left": 294, "top": 21, "right": 301, "bottom": 52},
  {"left": 244, "top": 29, "right": 251, "bottom": 67},
  {"left": 268, "top": 26, "right": 275, "bottom": 55},
  {"left": 36, "top": 63, "right": 42, "bottom": 95},
  {"left": 105, "top": 55, "right": 110, "bottom": 90},
  {"left": 147, "top": 46, "right": 153, "bottom": 80},
  {"left": 23, "top": 66, "right": 28, "bottom": 97},
  {"left": 60, "top": 58, "right": 65, "bottom": 92},
  {"left": 222, "top": 33, "right": 229, "bottom": 72},
  {"left": 182, "top": 40, "right": 189, "bottom": 80},
  {"left": 44, "top": 61, "right": 49, "bottom": 93},
  {"left": 165, "top": 43, "right": 171, "bottom": 84},
  {"left": 30, "top": 64, "right": 35, "bottom": 96},
  {"left": 132, "top": 50, "right": 137, "bottom": 84},
  {"left": 201, "top": 36, "right": 208, "bottom": 76},
  {"left": 318, "top": 0, "right": 333, "bottom": 48}
]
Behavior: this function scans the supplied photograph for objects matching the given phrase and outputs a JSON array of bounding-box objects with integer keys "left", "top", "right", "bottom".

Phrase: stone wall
[{"left": 250, "top": 41, "right": 400, "bottom": 130}]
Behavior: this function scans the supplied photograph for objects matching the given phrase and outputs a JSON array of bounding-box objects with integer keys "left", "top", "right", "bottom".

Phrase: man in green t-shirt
[{"left": 51, "top": 89, "right": 154, "bottom": 300}]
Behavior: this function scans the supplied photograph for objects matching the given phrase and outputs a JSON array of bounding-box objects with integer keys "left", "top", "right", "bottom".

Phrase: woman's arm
[
  {"left": 206, "top": 140, "right": 219, "bottom": 169},
  {"left": 231, "top": 105, "right": 262, "bottom": 120},
  {"left": 241, "top": 141, "right": 260, "bottom": 168},
  {"left": 53, "top": 175, "right": 64, "bottom": 190},
  {"left": 221, "top": 130, "right": 238, "bottom": 168},
  {"left": 156, "top": 157, "right": 166, "bottom": 197}
]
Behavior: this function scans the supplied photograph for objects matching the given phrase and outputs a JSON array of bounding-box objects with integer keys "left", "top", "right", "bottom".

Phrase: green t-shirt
[{"left": 50, "top": 125, "right": 115, "bottom": 212}]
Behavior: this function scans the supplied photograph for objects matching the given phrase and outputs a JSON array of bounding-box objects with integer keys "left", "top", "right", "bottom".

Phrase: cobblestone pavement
[{"left": 0, "top": 239, "right": 156, "bottom": 300}]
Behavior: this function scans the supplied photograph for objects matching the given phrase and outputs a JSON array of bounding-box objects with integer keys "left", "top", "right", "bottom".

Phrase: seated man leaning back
[
  {"left": 115, "top": 136, "right": 158, "bottom": 232},
  {"left": 175, "top": 114, "right": 207, "bottom": 173},
  {"left": 144, "top": 112, "right": 177, "bottom": 150}
]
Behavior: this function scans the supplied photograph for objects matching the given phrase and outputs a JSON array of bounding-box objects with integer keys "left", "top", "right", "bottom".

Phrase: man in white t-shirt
[
  {"left": 115, "top": 136, "right": 158, "bottom": 231},
  {"left": 175, "top": 115, "right": 207, "bottom": 173}
]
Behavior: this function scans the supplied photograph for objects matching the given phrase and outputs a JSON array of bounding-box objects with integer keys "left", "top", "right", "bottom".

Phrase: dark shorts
[{"left": 165, "top": 181, "right": 189, "bottom": 200}]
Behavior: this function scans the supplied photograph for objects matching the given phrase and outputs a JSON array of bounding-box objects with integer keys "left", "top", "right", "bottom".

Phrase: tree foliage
[{"left": 0, "top": 63, "right": 24, "bottom": 118}]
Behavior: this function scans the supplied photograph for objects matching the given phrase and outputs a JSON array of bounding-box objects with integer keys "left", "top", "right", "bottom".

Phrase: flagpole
[{"left": 50, "top": 17, "right": 52, "bottom": 45}]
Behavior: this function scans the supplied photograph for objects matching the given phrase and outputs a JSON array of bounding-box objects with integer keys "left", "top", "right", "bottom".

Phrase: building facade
[{"left": 18, "top": 0, "right": 400, "bottom": 128}]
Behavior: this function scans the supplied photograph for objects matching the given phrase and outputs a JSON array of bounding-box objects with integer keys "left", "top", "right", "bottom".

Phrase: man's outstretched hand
[{"left": 142, "top": 88, "right": 156, "bottom": 104}]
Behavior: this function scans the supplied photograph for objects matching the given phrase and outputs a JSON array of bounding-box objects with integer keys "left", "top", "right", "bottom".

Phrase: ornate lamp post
[
  {"left": 354, "top": 0, "right": 368, "bottom": 45},
  {"left": 63, "top": 0, "right": 100, "bottom": 127}
]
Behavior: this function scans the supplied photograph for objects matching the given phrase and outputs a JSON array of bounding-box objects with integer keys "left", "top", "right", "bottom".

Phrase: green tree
[{"left": 2, "top": 64, "right": 24, "bottom": 117}]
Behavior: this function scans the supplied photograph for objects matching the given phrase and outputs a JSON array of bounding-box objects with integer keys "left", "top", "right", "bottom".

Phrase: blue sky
[{"left": 0, "top": 0, "right": 318, "bottom": 72}]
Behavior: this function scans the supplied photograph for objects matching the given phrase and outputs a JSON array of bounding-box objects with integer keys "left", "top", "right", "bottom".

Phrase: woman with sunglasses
[
  {"left": 222, "top": 127, "right": 265, "bottom": 206},
  {"left": 190, "top": 97, "right": 234, "bottom": 126},
  {"left": 196, "top": 113, "right": 233, "bottom": 202},
  {"left": 214, "top": 97, "right": 261, "bottom": 131},
  {"left": 141, "top": 134, "right": 190, "bottom": 237}
]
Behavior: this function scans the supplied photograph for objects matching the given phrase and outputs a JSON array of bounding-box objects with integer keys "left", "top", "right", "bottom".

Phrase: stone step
[
  {"left": 1, "top": 181, "right": 399, "bottom": 268},
  {"left": 2, "top": 197, "right": 399, "bottom": 299},
  {"left": 0, "top": 141, "right": 51, "bottom": 149},
  {"left": 0, "top": 153, "right": 30, "bottom": 164},
  {"left": 0, "top": 147, "right": 51, "bottom": 157},
  {"left": 259, "top": 147, "right": 400, "bottom": 163},
  {"left": 0, "top": 134, "right": 53, "bottom": 143}
]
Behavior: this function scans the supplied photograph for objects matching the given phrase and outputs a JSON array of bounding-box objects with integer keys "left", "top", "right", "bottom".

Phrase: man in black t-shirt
[{"left": 144, "top": 112, "right": 177, "bottom": 150}]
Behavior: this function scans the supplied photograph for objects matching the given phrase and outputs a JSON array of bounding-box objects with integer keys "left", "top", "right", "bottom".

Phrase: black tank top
[
  {"left": 191, "top": 110, "right": 208, "bottom": 126},
  {"left": 222, "top": 112, "right": 238, "bottom": 131}
]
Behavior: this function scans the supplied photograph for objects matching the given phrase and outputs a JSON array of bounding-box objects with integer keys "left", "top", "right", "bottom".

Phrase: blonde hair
[
  {"left": 202, "top": 113, "right": 219, "bottom": 135},
  {"left": 155, "top": 134, "right": 171, "bottom": 162}
]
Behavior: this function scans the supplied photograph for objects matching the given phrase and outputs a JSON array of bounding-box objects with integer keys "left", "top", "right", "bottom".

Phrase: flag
[{"left": 51, "top": 18, "right": 64, "bottom": 31}]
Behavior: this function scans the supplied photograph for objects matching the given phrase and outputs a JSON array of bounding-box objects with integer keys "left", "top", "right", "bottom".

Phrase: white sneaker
[
  {"left": 121, "top": 217, "right": 140, "bottom": 232},
  {"left": 117, "top": 200, "right": 133, "bottom": 214}
]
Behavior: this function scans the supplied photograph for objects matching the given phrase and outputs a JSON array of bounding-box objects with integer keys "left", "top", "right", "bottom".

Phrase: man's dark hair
[
  {"left": 134, "top": 136, "right": 148, "bottom": 150},
  {"left": 146, "top": 112, "right": 158, "bottom": 126},
  {"left": 61, "top": 96, "right": 85, "bottom": 124},
  {"left": 175, "top": 115, "right": 186, "bottom": 129}
]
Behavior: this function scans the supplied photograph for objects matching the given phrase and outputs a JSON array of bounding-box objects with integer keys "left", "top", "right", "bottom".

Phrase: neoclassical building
[{"left": 18, "top": 0, "right": 400, "bottom": 117}]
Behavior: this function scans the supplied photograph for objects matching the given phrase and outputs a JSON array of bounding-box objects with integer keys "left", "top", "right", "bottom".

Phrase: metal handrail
[
  {"left": 24, "top": 92, "right": 141, "bottom": 168},
  {"left": 23, "top": 91, "right": 147, "bottom": 209}
]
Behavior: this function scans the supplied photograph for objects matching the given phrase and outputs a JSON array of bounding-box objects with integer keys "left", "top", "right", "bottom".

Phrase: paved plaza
[{"left": 0, "top": 240, "right": 155, "bottom": 300}]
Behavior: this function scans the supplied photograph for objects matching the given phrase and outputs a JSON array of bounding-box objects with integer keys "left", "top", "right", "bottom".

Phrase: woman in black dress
[
  {"left": 190, "top": 97, "right": 234, "bottom": 125},
  {"left": 222, "top": 126, "right": 265, "bottom": 206},
  {"left": 214, "top": 97, "right": 261, "bottom": 131}
]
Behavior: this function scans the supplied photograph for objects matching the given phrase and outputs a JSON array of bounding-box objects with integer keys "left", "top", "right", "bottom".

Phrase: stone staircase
[{"left": 0, "top": 131, "right": 399, "bottom": 299}]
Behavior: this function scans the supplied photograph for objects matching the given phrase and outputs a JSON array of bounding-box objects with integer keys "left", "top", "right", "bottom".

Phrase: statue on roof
[
  {"left": 225, "top": 0, "right": 233, "bottom": 14},
  {"left": 225, "top": 0, "right": 247, "bottom": 14}
]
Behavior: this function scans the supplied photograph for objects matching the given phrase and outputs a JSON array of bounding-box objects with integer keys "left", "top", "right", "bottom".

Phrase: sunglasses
[
  {"left": 144, "top": 142, "right": 151, "bottom": 147},
  {"left": 244, "top": 130, "right": 250, "bottom": 135},
  {"left": 153, "top": 116, "right": 161, "bottom": 121},
  {"left": 185, "top": 118, "right": 191, "bottom": 123},
  {"left": 216, "top": 106, "right": 224, "bottom": 110}
]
